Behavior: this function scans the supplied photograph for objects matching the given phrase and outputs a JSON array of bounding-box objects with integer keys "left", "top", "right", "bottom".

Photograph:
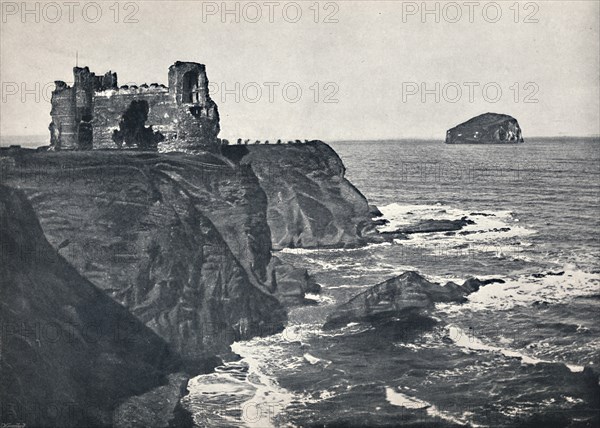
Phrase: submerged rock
[
  {"left": 323, "top": 271, "right": 503, "bottom": 329},
  {"left": 445, "top": 113, "right": 524, "bottom": 144}
]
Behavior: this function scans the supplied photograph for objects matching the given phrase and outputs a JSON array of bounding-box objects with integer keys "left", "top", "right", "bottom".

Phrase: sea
[{"left": 4, "top": 136, "right": 599, "bottom": 427}]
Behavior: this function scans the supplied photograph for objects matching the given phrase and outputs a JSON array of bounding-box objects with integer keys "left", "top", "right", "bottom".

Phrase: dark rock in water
[
  {"left": 458, "top": 227, "right": 510, "bottom": 236},
  {"left": 445, "top": 113, "right": 524, "bottom": 144},
  {"left": 532, "top": 271, "right": 564, "bottom": 279},
  {"left": 267, "top": 256, "right": 321, "bottom": 305},
  {"left": 470, "top": 212, "right": 496, "bottom": 217},
  {"left": 532, "top": 300, "right": 551, "bottom": 307},
  {"left": 377, "top": 230, "right": 408, "bottom": 241},
  {"left": 369, "top": 204, "right": 384, "bottom": 218},
  {"left": 223, "top": 141, "right": 381, "bottom": 249},
  {"left": 323, "top": 271, "right": 502, "bottom": 329},
  {"left": 460, "top": 277, "right": 505, "bottom": 291},
  {"left": 393, "top": 217, "right": 474, "bottom": 234},
  {"left": 371, "top": 218, "right": 390, "bottom": 227},
  {"left": 0, "top": 185, "right": 177, "bottom": 427}
]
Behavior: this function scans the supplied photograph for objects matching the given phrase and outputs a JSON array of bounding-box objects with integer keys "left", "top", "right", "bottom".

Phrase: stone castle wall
[
  {"left": 49, "top": 62, "right": 220, "bottom": 152},
  {"left": 92, "top": 88, "right": 176, "bottom": 149}
]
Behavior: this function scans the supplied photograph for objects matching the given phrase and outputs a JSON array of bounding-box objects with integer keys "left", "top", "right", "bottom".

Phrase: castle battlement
[
  {"left": 49, "top": 61, "right": 220, "bottom": 152},
  {"left": 93, "top": 85, "right": 169, "bottom": 98}
]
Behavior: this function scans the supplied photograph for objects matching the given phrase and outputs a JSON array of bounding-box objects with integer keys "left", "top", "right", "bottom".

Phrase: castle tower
[
  {"left": 168, "top": 61, "right": 209, "bottom": 105},
  {"left": 49, "top": 80, "right": 78, "bottom": 150},
  {"left": 167, "top": 61, "right": 220, "bottom": 153},
  {"left": 49, "top": 67, "right": 103, "bottom": 150}
]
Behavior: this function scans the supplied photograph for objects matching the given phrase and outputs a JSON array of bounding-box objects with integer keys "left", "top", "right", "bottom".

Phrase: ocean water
[{"left": 182, "top": 138, "right": 600, "bottom": 427}]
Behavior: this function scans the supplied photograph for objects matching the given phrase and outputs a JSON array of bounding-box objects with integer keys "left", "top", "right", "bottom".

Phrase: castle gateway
[{"left": 49, "top": 61, "right": 220, "bottom": 152}]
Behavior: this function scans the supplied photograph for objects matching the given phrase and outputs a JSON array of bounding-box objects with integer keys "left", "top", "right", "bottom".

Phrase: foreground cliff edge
[
  {"left": 445, "top": 113, "right": 524, "bottom": 144},
  {"left": 0, "top": 185, "right": 183, "bottom": 427}
]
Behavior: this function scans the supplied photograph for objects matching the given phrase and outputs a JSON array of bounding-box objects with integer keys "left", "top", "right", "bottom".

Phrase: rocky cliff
[
  {"left": 0, "top": 150, "right": 288, "bottom": 369},
  {"left": 223, "top": 141, "right": 379, "bottom": 249},
  {"left": 445, "top": 113, "right": 524, "bottom": 144},
  {"left": 0, "top": 185, "right": 176, "bottom": 427}
]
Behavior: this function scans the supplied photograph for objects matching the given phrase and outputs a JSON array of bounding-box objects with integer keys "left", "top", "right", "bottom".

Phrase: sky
[{"left": 1, "top": 0, "right": 599, "bottom": 142}]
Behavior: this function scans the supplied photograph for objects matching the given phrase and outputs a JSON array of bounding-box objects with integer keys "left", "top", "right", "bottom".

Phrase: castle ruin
[{"left": 49, "top": 61, "right": 220, "bottom": 152}]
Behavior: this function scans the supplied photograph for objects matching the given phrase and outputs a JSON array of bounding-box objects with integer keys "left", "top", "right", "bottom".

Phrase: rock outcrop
[
  {"left": 380, "top": 217, "right": 475, "bottom": 240},
  {"left": 445, "top": 113, "right": 524, "bottom": 144},
  {"left": 223, "top": 141, "right": 380, "bottom": 249},
  {"left": 1, "top": 150, "right": 288, "bottom": 369},
  {"left": 0, "top": 185, "right": 177, "bottom": 427},
  {"left": 323, "top": 271, "right": 503, "bottom": 329}
]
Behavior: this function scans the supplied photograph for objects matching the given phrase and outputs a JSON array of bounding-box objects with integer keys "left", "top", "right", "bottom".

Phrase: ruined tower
[
  {"left": 48, "top": 61, "right": 220, "bottom": 152},
  {"left": 49, "top": 67, "right": 117, "bottom": 150}
]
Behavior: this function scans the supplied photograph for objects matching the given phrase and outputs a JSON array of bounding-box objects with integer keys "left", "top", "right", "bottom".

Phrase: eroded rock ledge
[{"left": 323, "top": 271, "right": 504, "bottom": 329}]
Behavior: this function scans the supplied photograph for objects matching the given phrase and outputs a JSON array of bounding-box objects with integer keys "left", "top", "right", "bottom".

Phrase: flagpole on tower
[{"left": 76, "top": 51, "right": 78, "bottom": 67}]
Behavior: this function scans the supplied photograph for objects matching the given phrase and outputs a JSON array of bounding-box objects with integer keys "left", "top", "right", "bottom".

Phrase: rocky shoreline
[{"left": 2, "top": 140, "right": 599, "bottom": 426}]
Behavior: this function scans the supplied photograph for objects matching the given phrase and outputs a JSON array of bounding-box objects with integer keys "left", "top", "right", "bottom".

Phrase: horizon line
[{"left": 2, "top": 134, "right": 599, "bottom": 143}]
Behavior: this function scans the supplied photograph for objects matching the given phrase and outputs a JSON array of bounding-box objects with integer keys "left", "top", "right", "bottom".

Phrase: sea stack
[{"left": 445, "top": 113, "right": 524, "bottom": 144}]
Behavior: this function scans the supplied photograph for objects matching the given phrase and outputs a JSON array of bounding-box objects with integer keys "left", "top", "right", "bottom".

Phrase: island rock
[{"left": 445, "top": 113, "right": 524, "bottom": 144}]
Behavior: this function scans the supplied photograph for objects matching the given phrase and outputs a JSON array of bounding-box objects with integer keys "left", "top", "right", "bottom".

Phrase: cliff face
[
  {"left": 223, "top": 141, "right": 377, "bottom": 249},
  {"left": 0, "top": 141, "right": 382, "bottom": 424},
  {"left": 0, "top": 185, "right": 175, "bottom": 427},
  {"left": 1, "top": 151, "right": 287, "bottom": 368},
  {"left": 445, "top": 113, "right": 524, "bottom": 144}
]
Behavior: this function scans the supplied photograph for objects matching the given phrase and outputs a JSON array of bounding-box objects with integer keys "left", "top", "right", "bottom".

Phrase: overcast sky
[{"left": 1, "top": 0, "right": 598, "bottom": 141}]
